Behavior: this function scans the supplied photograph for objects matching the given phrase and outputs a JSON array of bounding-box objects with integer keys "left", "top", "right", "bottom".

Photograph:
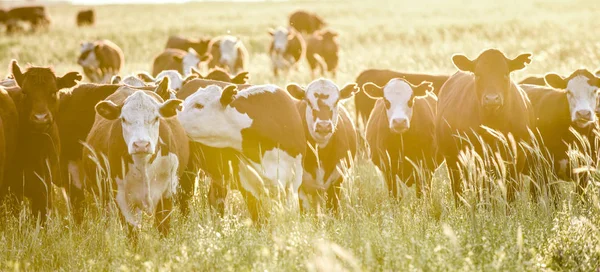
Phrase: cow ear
[
  {"left": 220, "top": 85, "right": 238, "bottom": 107},
  {"left": 286, "top": 83, "right": 306, "bottom": 100},
  {"left": 589, "top": 75, "right": 600, "bottom": 88},
  {"left": 96, "top": 100, "right": 121, "bottom": 120},
  {"left": 232, "top": 71, "right": 249, "bottom": 84},
  {"left": 595, "top": 69, "right": 600, "bottom": 78},
  {"left": 57, "top": 72, "right": 82, "bottom": 89},
  {"left": 154, "top": 77, "right": 171, "bottom": 101},
  {"left": 452, "top": 54, "right": 475, "bottom": 72},
  {"left": 268, "top": 28, "right": 275, "bottom": 36},
  {"left": 10, "top": 60, "right": 24, "bottom": 87},
  {"left": 189, "top": 67, "right": 202, "bottom": 76},
  {"left": 159, "top": 99, "right": 183, "bottom": 118},
  {"left": 182, "top": 74, "right": 198, "bottom": 86},
  {"left": 544, "top": 73, "right": 567, "bottom": 89},
  {"left": 412, "top": 81, "right": 434, "bottom": 97},
  {"left": 339, "top": 83, "right": 359, "bottom": 100},
  {"left": 509, "top": 53, "right": 532, "bottom": 72},
  {"left": 362, "top": 83, "right": 384, "bottom": 99},
  {"left": 137, "top": 72, "right": 155, "bottom": 83},
  {"left": 172, "top": 54, "right": 183, "bottom": 62},
  {"left": 111, "top": 75, "right": 122, "bottom": 84}
]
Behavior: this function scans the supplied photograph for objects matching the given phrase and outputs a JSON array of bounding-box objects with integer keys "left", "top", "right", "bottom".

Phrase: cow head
[
  {"left": 452, "top": 49, "right": 531, "bottom": 112},
  {"left": 95, "top": 78, "right": 182, "bottom": 156},
  {"left": 269, "top": 27, "right": 295, "bottom": 54},
  {"left": 287, "top": 78, "right": 359, "bottom": 146},
  {"left": 11, "top": 60, "right": 81, "bottom": 132},
  {"left": 114, "top": 74, "right": 148, "bottom": 87},
  {"left": 78, "top": 41, "right": 99, "bottom": 69},
  {"left": 363, "top": 78, "right": 433, "bottom": 133},
  {"left": 190, "top": 37, "right": 211, "bottom": 56},
  {"left": 219, "top": 36, "right": 240, "bottom": 67},
  {"left": 139, "top": 70, "right": 185, "bottom": 93},
  {"left": 544, "top": 69, "right": 600, "bottom": 128}
]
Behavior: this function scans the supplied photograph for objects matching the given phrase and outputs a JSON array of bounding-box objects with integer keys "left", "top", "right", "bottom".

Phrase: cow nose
[
  {"left": 31, "top": 113, "right": 51, "bottom": 124},
  {"left": 133, "top": 141, "right": 151, "bottom": 153},
  {"left": 576, "top": 110, "right": 592, "bottom": 120},
  {"left": 484, "top": 94, "right": 502, "bottom": 105},
  {"left": 315, "top": 122, "right": 333, "bottom": 134},
  {"left": 391, "top": 118, "right": 409, "bottom": 132}
]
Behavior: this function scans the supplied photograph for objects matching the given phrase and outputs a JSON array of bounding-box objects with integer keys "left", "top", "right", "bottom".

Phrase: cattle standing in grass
[
  {"left": 6, "top": 6, "right": 50, "bottom": 33},
  {"left": 354, "top": 69, "right": 449, "bottom": 129},
  {"left": 0, "top": 86, "right": 19, "bottom": 196},
  {"left": 177, "top": 84, "right": 305, "bottom": 222},
  {"left": 5, "top": 60, "right": 81, "bottom": 221},
  {"left": 522, "top": 69, "right": 600, "bottom": 196},
  {"left": 286, "top": 79, "right": 358, "bottom": 212},
  {"left": 78, "top": 40, "right": 124, "bottom": 83},
  {"left": 289, "top": 10, "right": 326, "bottom": 34},
  {"left": 269, "top": 26, "right": 306, "bottom": 77},
  {"left": 152, "top": 48, "right": 209, "bottom": 77},
  {"left": 76, "top": 9, "right": 94, "bottom": 27},
  {"left": 165, "top": 36, "right": 211, "bottom": 58},
  {"left": 363, "top": 78, "right": 438, "bottom": 198},
  {"left": 436, "top": 49, "right": 534, "bottom": 204},
  {"left": 82, "top": 78, "right": 188, "bottom": 236},
  {"left": 306, "top": 30, "right": 339, "bottom": 78},
  {"left": 189, "top": 67, "right": 249, "bottom": 84},
  {"left": 207, "top": 36, "right": 248, "bottom": 75}
]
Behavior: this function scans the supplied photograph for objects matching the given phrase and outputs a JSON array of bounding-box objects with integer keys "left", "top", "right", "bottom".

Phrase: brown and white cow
[
  {"left": 76, "top": 9, "right": 94, "bottom": 27},
  {"left": 82, "top": 78, "right": 188, "bottom": 236},
  {"left": 268, "top": 26, "right": 306, "bottom": 77},
  {"left": 436, "top": 49, "right": 534, "bottom": 204},
  {"left": 289, "top": 10, "right": 326, "bottom": 35},
  {"left": 177, "top": 84, "right": 305, "bottom": 222},
  {"left": 207, "top": 36, "right": 249, "bottom": 75},
  {"left": 165, "top": 36, "right": 211, "bottom": 58},
  {"left": 138, "top": 70, "right": 192, "bottom": 93},
  {"left": 363, "top": 78, "right": 438, "bottom": 198},
  {"left": 152, "top": 48, "right": 209, "bottom": 78},
  {"left": 306, "top": 30, "right": 339, "bottom": 78},
  {"left": 78, "top": 40, "right": 124, "bottom": 83},
  {"left": 286, "top": 79, "right": 358, "bottom": 212}
]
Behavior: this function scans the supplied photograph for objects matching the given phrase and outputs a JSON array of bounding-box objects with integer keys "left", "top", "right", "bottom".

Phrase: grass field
[{"left": 1, "top": 0, "right": 600, "bottom": 271}]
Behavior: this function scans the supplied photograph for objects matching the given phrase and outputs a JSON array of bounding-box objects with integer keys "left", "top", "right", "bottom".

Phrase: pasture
[{"left": 1, "top": 0, "right": 600, "bottom": 270}]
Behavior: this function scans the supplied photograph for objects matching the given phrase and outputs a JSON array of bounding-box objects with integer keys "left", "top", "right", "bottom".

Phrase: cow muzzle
[
  {"left": 390, "top": 118, "right": 409, "bottom": 133},
  {"left": 29, "top": 112, "right": 52, "bottom": 131},
  {"left": 574, "top": 109, "right": 594, "bottom": 128},
  {"left": 482, "top": 94, "right": 503, "bottom": 111},
  {"left": 131, "top": 140, "right": 153, "bottom": 155},
  {"left": 314, "top": 121, "right": 333, "bottom": 140}
]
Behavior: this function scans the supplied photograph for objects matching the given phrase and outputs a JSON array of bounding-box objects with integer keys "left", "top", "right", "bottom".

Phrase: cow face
[
  {"left": 181, "top": 48, "right": 201, "bottom": 77},
  {"left": 363, "top": 78, "right": 432, "bottom": 134},
  {"left": 219, "top": 36, "right": 240, "bottom": 68},
  {"left": 287, "top": 78, "right": 359, "bottom": 146},
  {"left": 452, "top": 49, "right": 531, "bottom": 112},
  {"left": 269, "top": 27, "right": 294, "bottom": 54},
  {"left": 11, "top": 60, "right": 81, "bottom": 131},
  {"left": 95, "top": 80, "right": 182, "bottom": 156},
  {"left": 545, "top": 69, "right": 600, "bottom": 128},
  {"left": 190, "top": 38, "right": 211, "bottom": 56},
  {"left": 78, "top": 42, "right": 98, "bottom": 69}
]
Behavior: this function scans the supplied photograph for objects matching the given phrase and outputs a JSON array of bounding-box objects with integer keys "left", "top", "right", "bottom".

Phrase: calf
[
  {"left": 152, "top": 48, "right": 209, "bottom": 77},
  {"left": 436, "top": 49, "right": 534, "bottom": 204},
  {"left": 269, "top": 26, "right": 306, "bottom": 76},
  {"left": 286, "top": 79, "right": 358, "bottom": 212},
  {"left": 289, "top": 10, "right": 326, "bottom": 34},
  {"left": 165, "top": 36, "right": 211, "bottom": 58},
  {"left": 363, "top": 78, "right": 438, "bottom": 198},
  {"left": 207, "top": 36, "right": 249, "bottom": 74},
  {"left": 177, "top": 84, "right": 305, "bottom": 222},
  {"left": 306, "top": 30, "right": 339, "bottom": 77},
  {"left": 189, "top": 67, "right": 249, "bottom": 84},
  {"left": 76, "top": 9, "right": 94, "bottom": 27},
  {"left": 83, "top": 78, "right": 188, "bottom": 236},
  {"left": 78, "top": 40, "right": 124, "bottom": 83}
]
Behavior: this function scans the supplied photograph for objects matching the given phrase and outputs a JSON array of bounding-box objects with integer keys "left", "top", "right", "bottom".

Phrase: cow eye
[
  {"left": 384, "top": 99, "right": 391, "bottom": 109},
  {"left": 153, "top": 117, "right": 159, "bottom": 123},
  {"left": 121, "top": 118, "right": 128, "bottom": 124},
  {"left": 194, "top": 103, "right": 204, "bottom": 110},
  {"left": 407, "top": 99, "right": 414, "bottom": 107}
]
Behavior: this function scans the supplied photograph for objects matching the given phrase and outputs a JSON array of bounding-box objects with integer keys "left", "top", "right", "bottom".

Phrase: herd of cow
[{"left": 0, "top": 7, "right": 599, "bottom": 238}]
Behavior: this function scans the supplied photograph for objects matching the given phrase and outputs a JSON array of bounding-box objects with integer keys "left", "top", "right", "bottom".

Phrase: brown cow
[
  {"left": 436, "top": 49, "right": 534, "bottom": 204},
  {"left": 268, "top": 26, "right": 306, "bottom": 76},
  {"left": 188, "top": 67, "right": 249, "bottom": 84},
  {"left": 363, "top": 78, "right": 438, "bottom": 198},
  {"left": 206, "top": 36, "right": 249, "bottom": 74},
  {"left": 289, "top": 10, "right": 326, "bottom": 34},
  {"left": 78, "top": 40, "right": 124, "bottom": 83},
  {"left": 354, "top": 69, "right": 449, "bottom": 129},
  {"left": 0, "top": 86, "right": 19, "bottom": 197},
  {"left": 76, "top": 9, "right": 95, "bottom": 27},
  {"left": 152, "top": 48, "right": 209, "bottom": 77},
  {"left": 306, "top": 30, "right": 339, "bottom": 77},
  {"left": 6, "top": 6, "right": 50, "bottom": 33},
  {"left": 286, "top": 79, "right": 358, "bottom": 212},
  {"left": 165, "top": 36, "right": 211, "bottom": 58}
]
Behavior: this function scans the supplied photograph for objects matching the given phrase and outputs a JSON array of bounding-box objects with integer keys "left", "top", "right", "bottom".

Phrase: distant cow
[
  {"left": 78, "top": 40, "right": 124, "bottom": 83},
  {"left": 289, "top": 10, "right": 326, "bottom": 34},
  {"left": 0, "top": 86, "right": 19, "bottom": 195},
  {"left": 177, "top": 84, "right": 305, "bottom": 222},
  {"left": 207, "top": 36, "right": 249, "bottom": 75},
  {"left": 363, "top": 78, "right": 438, "bottom": 198},
  {"left": 306, "top": 30, "right": 339, "bottom": 77},
  {"left": 189, "top": 67, "right": 249, "bottom": 84},
  {"left": 152, "top": 48, "right": 209, "bottom": 77},
  {"left": 83, "top": 78, "right": 188, "bottom": 236},
  {"left": 76, "top": 9, "right": 94, "bottom": 26},
  {"left": 5, "top": 60, "right": 81, "bottom": 221},
  {"left": 6, "top": 6, "right": 50, "bottom": 33},
  {"left": 436, "top": 49, "right": 534, "bottom": 204},
  {"left": 269, "top": 26, "right": 306, "bottom": 76},
  {"left": 522, "top": 69, "right": 600, "bottom": 196},
  {"left": 0, "top": 9, "right": 7, "bottom": 25},
  {"left": 286, "top": 79, "right": 358, "bottom": 212},
  {"left": 165, "top": 36, "right": 211, "bottom": 58},
  {"left": 354, "top": 69, "right": 449, "bottom": 129}
]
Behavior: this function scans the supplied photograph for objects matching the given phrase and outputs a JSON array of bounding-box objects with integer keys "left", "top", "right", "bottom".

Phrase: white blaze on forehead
[
  {"left": 80, "top": 42, "right": 94, "bottom": 53},
  {"left": 120, "top": 90, "right": 162, "bottom": 155},
  {"left": 178, "top": 85, "right": 253, "bottom": 150},
  {"left": 219, "top": 36, "right": 239, "bottom": 67},
  {"left": 182, "top": 52, "right": 200, "bottom": 77},
  {"left": 304, "top": 78, "right": 341, "bottom": 146},
  {"left": 272, "top": 27, "right": 289, "bottom": 52},
  {"left": 566, "top": 75, "right": 598, "bottom": 124},
  {"left": 156, "top": 70, "right": 183, "bottom": 91},
  {"left": 383, "top": 79, "right": 415, "bottom": 127}
]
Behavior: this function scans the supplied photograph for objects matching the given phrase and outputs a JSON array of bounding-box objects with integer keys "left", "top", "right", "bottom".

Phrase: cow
[
  {"left": 0, "top": 9, "right": 7, "bottom": 26},
  {"left": 521, "top": 69, "right": 600, "bottom": 197},
  {"left": 6, "top": 6, "right": 50, "bottom": 33},
  {"left": 188, "top": 67, "right": 249, "bottom": 84},
  {"left": 436, "top": 49, "right": 534, "bottom": 205},
  {"left": 152, "top": 48, "right": 209, "bottom": 78},
  {"left": 4, "top": 60, "right": 81, "bottom": 221},
  {"left": 177, "top": 84, "right": 305, "bottom": 222},
  {"left": 0, "top": 86, "right": 19, "bottom": 197},
  {"left": 206, "top": 36, "right": 249, "bottom": 75},
  {"left": 76, "top": 9, "right": 94, "bottom": 27},
  {"left": 268, "top": 26, "right": 306, "bottom": 77},
  {"left": 177, "top": 78, "right": 252, "bottom": 100},
  {"left": 138, "top": 70, "right": 193, "bottom": 93},
  {"left": 285, "top": 79, "right": 358, "bottom": 212},
  {"left": 78, "top": 40, "right": 124, "bottom": 83},
  {"left": 82, "top": 78, "right": 188, "bottom": 236},
  {"left": 354, "top": 69, "right": 449, "bottom": 130},
  {"left": 363, "top": 78, "right": 438, "bottom": 198},
  {"left": 111, "top": 75, "right": 148, "bottom": 87},
  {"left": 306, "top": 30, "right": 339, "bottom": 78},
  {"left": 165, "top": 36, "right": 211, "bottom": 58},
  {"left": 289, "top": 10, "right": 326, "bottom": 34}
]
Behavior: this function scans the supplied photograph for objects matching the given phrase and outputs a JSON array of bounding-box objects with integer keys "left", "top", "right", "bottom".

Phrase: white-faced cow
[
  {"left": 78, "top": 40, "right": 124, "bottom": 83},
  {"left": 152, "top": 48, "right": 209, "bottom": 78},
  {"left": 268, "top": 26, "right": 306, "bottom": 77},
  {"left": 207, "top": 36, "right": 249, "bottom": 75}
]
